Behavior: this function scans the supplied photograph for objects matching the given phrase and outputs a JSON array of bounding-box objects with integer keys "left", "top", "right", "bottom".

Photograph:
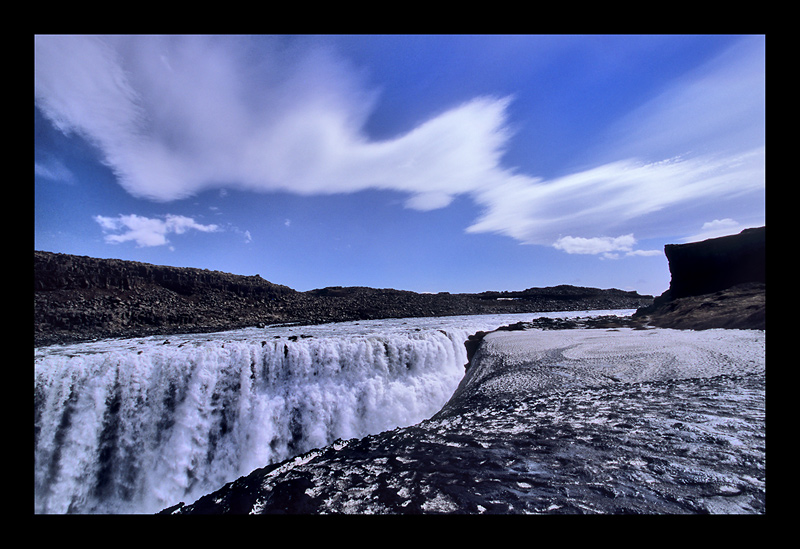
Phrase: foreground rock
[
  {"left": 166, "top": 327, "right": 765, "bottom": 514},
  {"left": 34, "top": 251, "right": 652, "bottom": 347}
]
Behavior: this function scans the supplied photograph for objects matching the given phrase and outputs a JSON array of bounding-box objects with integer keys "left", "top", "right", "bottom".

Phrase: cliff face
[
  {"left": 635, "top": 227, "right": 765, "bottom": 330},
  {"left": 34, "top": 251, "right": 653, "bottom": 347},
  {"left": 664, "top": 227, "right": 765, "bottom": 299}
]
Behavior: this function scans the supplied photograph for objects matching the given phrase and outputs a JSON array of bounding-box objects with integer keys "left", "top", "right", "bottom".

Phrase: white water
[{"left": 34, "top": 310, "right": 631, "bottom": 514}]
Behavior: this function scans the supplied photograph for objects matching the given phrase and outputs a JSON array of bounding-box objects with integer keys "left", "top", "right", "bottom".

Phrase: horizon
[{"left": 35, "top": 35, "right": 765, "bottom": 297}]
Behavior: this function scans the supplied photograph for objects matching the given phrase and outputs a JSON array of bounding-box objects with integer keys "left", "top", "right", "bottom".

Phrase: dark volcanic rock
[
  {"left": 634, "top": 228, "right": 765, "bottom": 330},
  {"left": 34, "top": 251, "right": 653, "bottom": 346},
  {"left": 636, "top": 283, "right": 765, "bottom": 331},
  {"left": 34, "top": 251, "right": 298, "bottom": 346},
  {"left": 665, "top": 227, "right": 765, "bottom": 299}
]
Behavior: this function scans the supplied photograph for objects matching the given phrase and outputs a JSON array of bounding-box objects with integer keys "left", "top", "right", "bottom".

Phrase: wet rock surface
[{"left": 167, "top": 327, "right": 765, "bottom": 515}]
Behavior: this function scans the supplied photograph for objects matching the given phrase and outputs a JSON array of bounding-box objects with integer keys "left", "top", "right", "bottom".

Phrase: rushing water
[{"left": 34, "top": 310, "right": 631, "bottom": 514}]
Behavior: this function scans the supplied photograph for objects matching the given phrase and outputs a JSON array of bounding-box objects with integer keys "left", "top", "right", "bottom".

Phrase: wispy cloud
[
  {"left": 36, "top": 35, "right": 764, "bottom": 256},
  {"left": 466, "top": 149, "right": 764, "bottom": 250},
  {"left": 35, "top": 158, "right": 75, "bottom": 183},
  {"left": 94, "top": 213, "right": 220, "bottom": 248},
  {"left": 596, "top": 37, "right": 766, "bottom": 164}
]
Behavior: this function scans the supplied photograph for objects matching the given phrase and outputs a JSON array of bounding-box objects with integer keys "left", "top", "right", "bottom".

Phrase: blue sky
[{"left": 34, "top": 35, "right": 765, "bottom": 296}]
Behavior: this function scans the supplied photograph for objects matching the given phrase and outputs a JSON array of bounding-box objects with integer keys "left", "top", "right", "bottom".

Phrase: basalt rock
[
  {"left": 665, "top": 227, "right": 765, "bottom": 299},
  {"left": 634, "top": 227, "right": 765, "bottom": 330}
]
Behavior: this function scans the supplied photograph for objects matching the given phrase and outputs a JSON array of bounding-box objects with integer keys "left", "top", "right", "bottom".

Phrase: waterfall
[{"left": 33, "top": 311, "right": 629, "bottom": 514}]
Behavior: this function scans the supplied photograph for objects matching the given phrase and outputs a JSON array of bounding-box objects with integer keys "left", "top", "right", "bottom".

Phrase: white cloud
[
  {"left": 34, "top": 35, "right": 507, "bottom": 205},
  {"left": 465, "top": 148, "right": 763, "bottom": 247},
  {"left": 554, "top": 234, "right": 636, "bottom": 255},
  {"left": 36, "top": 35, "right": 764, "bottom": 255},
  {"left": 94, "top": 213, "right": 220, "bottom": 247},
  {"left": 624, "top": 249, "right": 663, "bottom": 257},
  {"left": 553, "top": 234, "right": 662, "bottom": 259},
  {"left": 680, "top": 218, "right": 759, "bottom": 243}
]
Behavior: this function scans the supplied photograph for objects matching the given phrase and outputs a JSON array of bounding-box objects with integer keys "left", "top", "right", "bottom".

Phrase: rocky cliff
[
  {"left": 664, "top": 227, "right": 765, "bottom": 299},
  {"left": 34, "top": 251, "right": 653, "bottom": 346},
  {"left": 634, "top": 227, "right": 765, "bottom": 330}
]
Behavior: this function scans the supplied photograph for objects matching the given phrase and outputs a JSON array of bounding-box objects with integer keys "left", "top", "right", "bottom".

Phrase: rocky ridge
[{"left": 34, "top": 250, "right": 653, "bottom": 347}]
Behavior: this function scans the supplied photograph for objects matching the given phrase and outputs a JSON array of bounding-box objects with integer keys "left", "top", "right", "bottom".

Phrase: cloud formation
[
  {"left": 680, "top": 218, "right": 751, "bottom": 243},
  {"left": 466, "top": 149, "right": 764, "bottom": 248},
  {"left": 555, "top": 234, "right": 637, "bottom": 255},
  {"left": 94, "top": 213, "right": 220, "bottom": 248},
  {"left": 35, "top": 35, "right": 764, "bottom": 256}
]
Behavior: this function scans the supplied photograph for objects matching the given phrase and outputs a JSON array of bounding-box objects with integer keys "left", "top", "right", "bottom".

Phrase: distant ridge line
[{"left": 34, "top": 250, "right": 654, "bottom": 347}]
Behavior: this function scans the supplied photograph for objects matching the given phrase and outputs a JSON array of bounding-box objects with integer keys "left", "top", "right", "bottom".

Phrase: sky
[{"left": 34, "top": 34, "right": 766, "bottom": 297}]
